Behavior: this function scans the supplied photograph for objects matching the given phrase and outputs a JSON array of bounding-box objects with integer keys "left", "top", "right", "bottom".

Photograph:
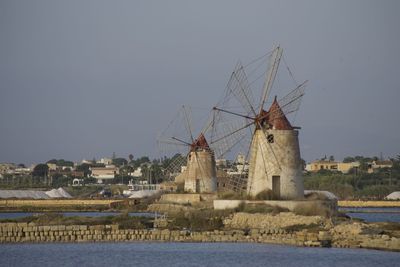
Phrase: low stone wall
[
  {"left": 0, "top": 222, "right": 398, "bottom": 251},
  {"left": 0, "top": 222, "right": 328, "bottom": 247},
  {"left": 330, "top": 222, "right": 400, "bottom": 251},
  {"left": 160, "top": 194, "right": 201, "bottom": 204},
  {"left": 224, "top": 212, "right": 327, "bottom": 229}
]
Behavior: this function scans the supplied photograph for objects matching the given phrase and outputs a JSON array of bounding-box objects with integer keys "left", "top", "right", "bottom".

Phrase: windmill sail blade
[
  {"left": 163, "top": 154, "right": 187, "bottom": 181},
  {"left": 225, "top": 62, "right": 257, "bottom": 117},
  {"left": 209, "top": 118, "right": 253, "bottom": 159},
  {"left": 182, "top": 105, "right": 195, "bottom": 143},
  {"left": 226, "top": 135, "right": 252, "bottom": 193},
  {"left": 260, "top": 46, "right": 283, "bottom": 112},
  {"left": 157, "top": 138, "right": 190, "bottom": 147},
  {"left": 278, "top": 80, "right": 307, "bottom": 116}
]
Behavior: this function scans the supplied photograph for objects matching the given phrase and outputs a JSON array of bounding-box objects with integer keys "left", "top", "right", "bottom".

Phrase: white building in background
[
  {"left": 98, "top": 158, "right": 113, "bottom": 165},
  {"left": 306, "top": 160, "right": 360, "bottom": 174},
  {"left": 215, "top": 158, "right": 227, "bottom": 168},
  {"left": 91, "top": 165, "right": 119, "bottom": 183},
  {"left": 46, "top": 163, "right": 57, "bottom": 171},
  {"left": 129, "top": 167, "right": 142, "bottom": 177},
  {"left": 236, "top": 154, "right": 246, "bottom": 165},
  {"left": 226, "top": 163, "right": 249, "bottom": 176},
  {"left": 367, "top": 160, "right": 393, "bottom": 173},
  {"left": 14, "top": 167, "right": 32, "bottom": 175},
  {"left": 0, "top": 163, "right": 16, "bottom": 174},
  {"left": 225, "top": 154, "right": 249, "bottom": 176},
  {"left": 81, "top": 159, "right": 93, "bottom": 165}
]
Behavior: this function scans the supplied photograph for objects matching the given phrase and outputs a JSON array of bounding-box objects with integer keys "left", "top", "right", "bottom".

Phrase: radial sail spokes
[
  {"left": 209, "top": 45, "right": 307, "bottom": 194},
  {"left": 158, "top": 105, "right": 218, "bottom": 194},
  {"left": 259, "top": 46, "right": 283, "bottom": 113},
  {"left": 226, "top": 62, "right": 257, "bottom": 117},
  {"left": 277, "top": 80, "right": 307, "bottom": 117}
]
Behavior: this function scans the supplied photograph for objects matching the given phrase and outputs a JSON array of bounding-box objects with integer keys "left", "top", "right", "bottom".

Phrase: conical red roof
[
  {"left": 266, "top": 97, "right": 293, "bottom": 130},
  {"left": 256, "top": 97, "right": 292, "bottom": 130},
  {"left": 190, "top": 133, "right": 210, "bottom": 151}
]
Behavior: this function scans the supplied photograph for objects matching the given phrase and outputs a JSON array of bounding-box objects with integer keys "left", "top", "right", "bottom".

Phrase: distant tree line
[
  {"left": 304, "top": 154, "right": 400, "bottom": 199},
  {"left": 46, "top": 159, "right": 74, "bottom": 167}
]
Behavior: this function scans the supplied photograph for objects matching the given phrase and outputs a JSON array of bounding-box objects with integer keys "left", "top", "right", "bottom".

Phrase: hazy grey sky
[{"left": 1, "top": 0, "right": 399, "bottom": 164}]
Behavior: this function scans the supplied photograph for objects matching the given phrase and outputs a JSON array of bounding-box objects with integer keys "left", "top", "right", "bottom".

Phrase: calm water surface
[
  {"left": 0, "top": 242, "right": 399, "bottom": 267},
  {"left": 339, "top": 207, "right": 400, "bottom": 223}
]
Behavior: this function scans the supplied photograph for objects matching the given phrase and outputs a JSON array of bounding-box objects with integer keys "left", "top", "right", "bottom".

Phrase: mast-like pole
[{"left": 259, "top": 46, "right": 283, "bottom": 113}]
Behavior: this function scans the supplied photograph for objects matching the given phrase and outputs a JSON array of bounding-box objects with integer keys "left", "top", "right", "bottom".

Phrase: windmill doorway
[
  {"left": 272, "top": 176, "right": 281, "bottom": 199},
  {"left": 195, "top": 179, "right": 201, "bottom": 193}
]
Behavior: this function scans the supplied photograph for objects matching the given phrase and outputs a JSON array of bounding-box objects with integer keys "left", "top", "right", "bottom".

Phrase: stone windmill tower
[
  {"left": 246, "top": 96, "right": 303, "bottom": 199},
  {"left": 184, "top": 133, "right": 217, "bottom": 193},
  {"left": 158, "top": 106, "right": 217, "bottom": 193},
  {"left": 210, "top": 46, "right": 307, "bottom": 200}
]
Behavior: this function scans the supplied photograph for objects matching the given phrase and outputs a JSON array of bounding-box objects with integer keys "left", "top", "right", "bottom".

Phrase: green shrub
[
  {"left": 284, "top": 223, "right": 320, "bottom": 232},
  {"left": 20, "top": 206, "right": 35, "bottom": 212},
  {"left": 168, "top": 209, "right": 231, "bottom": 231},
  {"left": 253, "top": 190, "right": 273, "bottom": 200},
  {"left": 236, "top": 203, "right": 289, "bottom": 214},
  {"left": 111, "top": 214, "right": 151, "bottom": 229},
  {"left": 218, "top": 191, "right": 246, "bottom": 200},
  {"left": 293, "top": 202, "right": 332, "bottom": 217}
]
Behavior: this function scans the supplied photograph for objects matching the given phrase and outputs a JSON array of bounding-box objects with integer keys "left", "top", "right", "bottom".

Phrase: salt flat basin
[{"left": 339, "top": 207, "right": 400, "bottom": 223}]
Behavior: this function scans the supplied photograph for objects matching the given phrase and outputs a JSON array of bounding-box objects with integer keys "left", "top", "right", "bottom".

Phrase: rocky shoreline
[{"left": 1, "top": 220, "right": 399, "bottom": 251}]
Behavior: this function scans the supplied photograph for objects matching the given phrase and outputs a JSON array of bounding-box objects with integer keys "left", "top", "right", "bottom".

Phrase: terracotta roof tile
[
  {"left": 190, "top": 133, "right": 210, "bottom": 151},
  {"left": 257, "top": 97, "right": 293, "bottom": 130}
]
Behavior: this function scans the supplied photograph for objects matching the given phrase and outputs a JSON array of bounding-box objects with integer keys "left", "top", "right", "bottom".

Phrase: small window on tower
[{"left": 267, "top": 134, "right": 274, "bottom": 143}]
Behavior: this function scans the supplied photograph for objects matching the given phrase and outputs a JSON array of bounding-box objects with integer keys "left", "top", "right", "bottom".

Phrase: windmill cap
[
  {"left": 263, "top": 97, "right": 293, "bottom": 130},
  {"left": 190, "top": 133, "right": 210, "bottom": 151}
]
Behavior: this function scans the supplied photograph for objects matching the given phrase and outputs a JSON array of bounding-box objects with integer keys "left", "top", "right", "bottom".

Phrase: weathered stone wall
[
  {"left": 0, "top": 222, "right": 328, "bottom": 248},
  {"left": 160, "top": 194, "right": 201, "bottom": 204},
  {"left": 185, "top": 151, "right": 217, "bottom": 193},
  {"left": 247, "top": 129, "right": 303, "bottom": 199},
  {"left": 0, "top": 222, "right": 398, "bottom": 251},
  {"left": 329, "top": 222, "right": 400, "bottom": 251},
  {"left": 223, "top": 212, "right": 327, "bottom": 229}
]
